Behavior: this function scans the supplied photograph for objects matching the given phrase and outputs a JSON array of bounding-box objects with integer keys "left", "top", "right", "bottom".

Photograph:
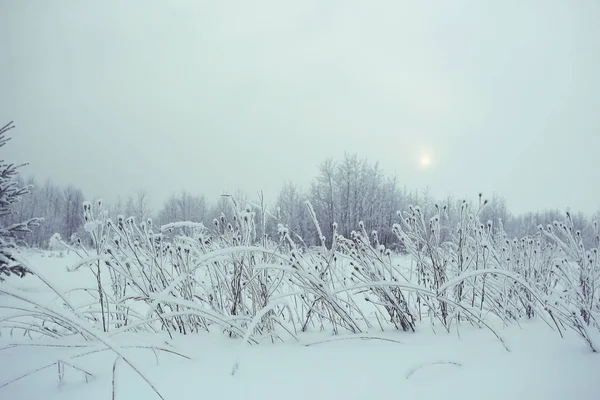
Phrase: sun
[{"left": 419, "top": 153, "right": 432, "bottom": 168}]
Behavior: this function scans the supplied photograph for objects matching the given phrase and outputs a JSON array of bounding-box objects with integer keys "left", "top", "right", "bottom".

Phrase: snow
[
  {"left": 1, "top": 319, "right": 598, "bottom": 399},
  {"left": 1, "top": 251, "right": 599, "bottom": 400}
]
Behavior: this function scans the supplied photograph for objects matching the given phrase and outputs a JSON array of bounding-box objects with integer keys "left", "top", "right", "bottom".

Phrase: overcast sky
[{"left": 1, "top": 0, "right": 599, "bottom": 214}]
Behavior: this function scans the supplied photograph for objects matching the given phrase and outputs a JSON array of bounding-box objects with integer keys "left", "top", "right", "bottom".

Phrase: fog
[{"left": 2, "top": 0, "right": 599, "bottom": 213}]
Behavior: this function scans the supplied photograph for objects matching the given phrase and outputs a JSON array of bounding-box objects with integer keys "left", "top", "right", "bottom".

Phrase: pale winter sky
[{"left": 1, "top": 0, "right": 599, "bottom": 214}]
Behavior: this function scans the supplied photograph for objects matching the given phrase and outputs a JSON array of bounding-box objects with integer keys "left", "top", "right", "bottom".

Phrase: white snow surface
[{"left": 1, "top": 251, "right": 599, "bottom": 400}]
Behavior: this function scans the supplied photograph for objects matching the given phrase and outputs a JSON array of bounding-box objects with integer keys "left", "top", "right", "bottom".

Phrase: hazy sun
[{"left": 419, "top": 154, "right": 432, "bottom": 168}]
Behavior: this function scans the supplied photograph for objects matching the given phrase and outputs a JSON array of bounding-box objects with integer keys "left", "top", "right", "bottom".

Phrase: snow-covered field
[{"left": 1, "top": 250, "right": 599, "bottom": 400}]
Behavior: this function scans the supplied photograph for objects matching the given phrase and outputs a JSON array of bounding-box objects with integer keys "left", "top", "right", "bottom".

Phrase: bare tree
[
  {"left": 157, "top": 191, "right": 208, "bottom": 226},
  {"left": 274, "top": 182, "right": 310, "bottom": 242},
  {"left": 62, "top": 185, "right": 84, "bottom": 241},
  {"left": 135, "top": 189, "right": 151, "bottom": 224},
  {"left": 309, "top": 158, "right": 337, "bottom": 246}
]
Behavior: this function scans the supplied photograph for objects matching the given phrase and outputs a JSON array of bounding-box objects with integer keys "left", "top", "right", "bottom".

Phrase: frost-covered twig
[{"left": 405, "top": 361, "right": 462, "bottom": 379}]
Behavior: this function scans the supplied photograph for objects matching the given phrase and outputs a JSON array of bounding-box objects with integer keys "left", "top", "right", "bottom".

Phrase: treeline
[
  {"left": 2, "top": 177, "right": 85, "bottom": 248},
  {"left": 272, "top": 154, "right": 599, "bottom": 248},
  {"left": 4, "top": 153, "right": 599, "bottom": 249}
]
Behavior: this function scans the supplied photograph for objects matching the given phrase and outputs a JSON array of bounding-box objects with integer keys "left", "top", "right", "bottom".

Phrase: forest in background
[{"left": 3, "top": 153, "right": 599, "bottom": 250}]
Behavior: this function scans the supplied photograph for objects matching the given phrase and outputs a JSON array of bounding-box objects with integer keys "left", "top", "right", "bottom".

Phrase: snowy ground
[{"left": 1, "top": 251, "right": 599, "bottom": 400}]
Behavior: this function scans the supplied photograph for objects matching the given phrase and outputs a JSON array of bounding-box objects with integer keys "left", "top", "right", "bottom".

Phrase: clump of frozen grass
[
  {"left": 49, "top": 196, "right": 600, "bottom": 352},
  {"left": 337, "top": 223, "right": 416, "bottom": 332},
  {"left": 42, "top": 197, "right": 291, "bottom": 341},
  {"left": 389, "top": 197, "right": 599, "bottom": 351}
]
